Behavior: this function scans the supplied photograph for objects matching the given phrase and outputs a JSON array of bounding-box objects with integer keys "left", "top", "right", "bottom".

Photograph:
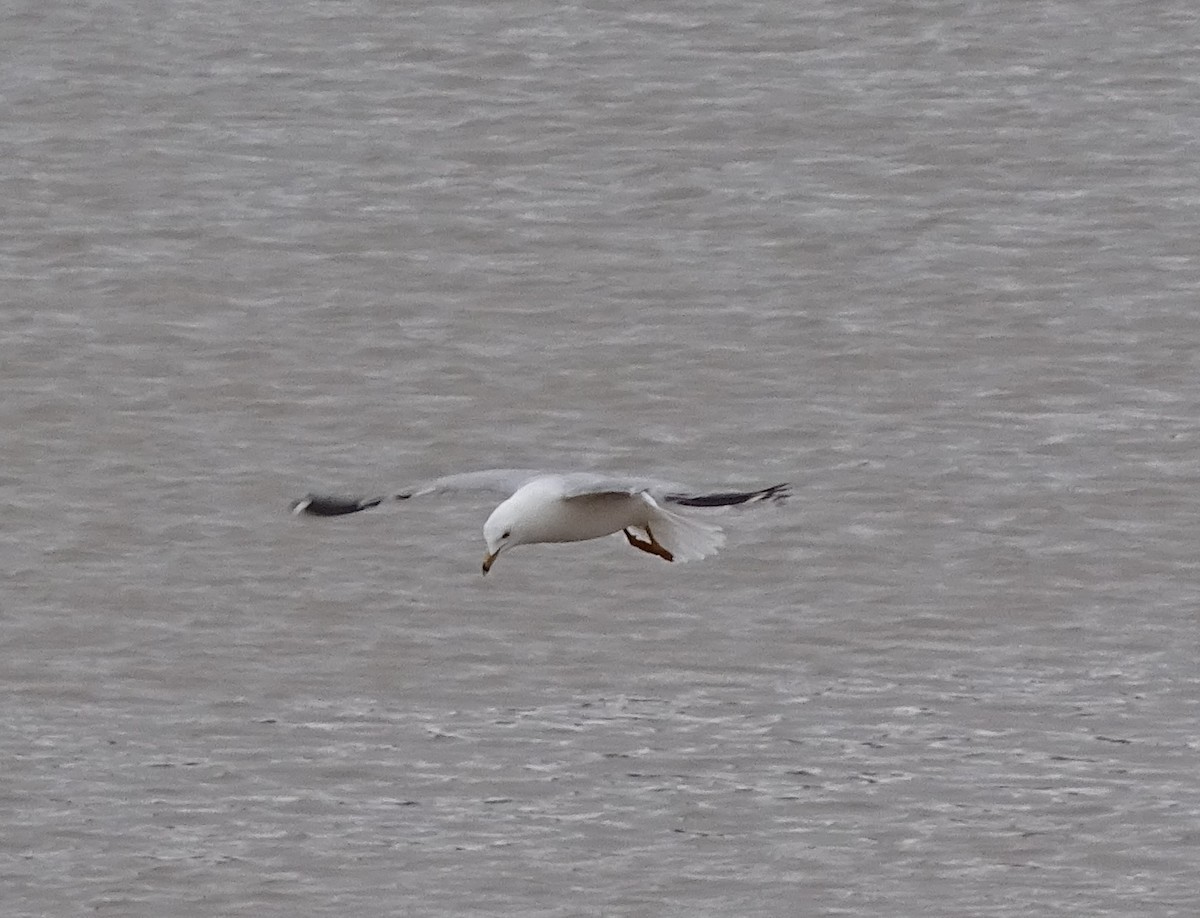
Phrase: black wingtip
[
  {"left": 291, "top": 494, "right": 383, "bottom": 517},
  {"left": 759, "top": 483, "right": 790, "bottom": 504},
  {"left": 666, "top": 483, "right": 790, "bottom": 508}
]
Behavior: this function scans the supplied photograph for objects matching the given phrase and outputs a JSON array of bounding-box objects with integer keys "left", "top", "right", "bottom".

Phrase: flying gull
[{"left": 291, "top": 469, "right": 788, "bottom": 574}]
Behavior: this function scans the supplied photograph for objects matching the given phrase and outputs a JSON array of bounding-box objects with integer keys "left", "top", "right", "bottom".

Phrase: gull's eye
[{"left": 501, "top": 530, "right": 511, "bottom": 540}]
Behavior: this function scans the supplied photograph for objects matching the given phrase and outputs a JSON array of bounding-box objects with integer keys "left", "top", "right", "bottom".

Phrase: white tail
[{"left": 640, "top": 495, "right": 726, "bottom": 563}]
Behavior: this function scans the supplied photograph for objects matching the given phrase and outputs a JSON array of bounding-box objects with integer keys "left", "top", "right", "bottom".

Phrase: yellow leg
[{"left": 623, "top": 525, "right": 674, "bottom": 562}]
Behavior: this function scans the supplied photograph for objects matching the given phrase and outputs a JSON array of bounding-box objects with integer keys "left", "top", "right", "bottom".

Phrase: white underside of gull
[{"left": 487, "top": 476, "right": 725, "bottom": 562}]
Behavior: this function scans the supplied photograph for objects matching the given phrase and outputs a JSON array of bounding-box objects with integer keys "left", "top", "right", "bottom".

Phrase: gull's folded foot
[{"left": 623, "top": 526, "right": 674, "bottom": 562}]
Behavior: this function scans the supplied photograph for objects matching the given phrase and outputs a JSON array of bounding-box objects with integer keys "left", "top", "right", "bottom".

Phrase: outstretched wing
[
  {"left": 291, "top": 469, "right": 545, "bottom": 517},
  {"left": 556, "top": 474, "right": 790, "bottom": 508},
  {"left": 396, "top": 469, "right": 545, "bottom": 499}
]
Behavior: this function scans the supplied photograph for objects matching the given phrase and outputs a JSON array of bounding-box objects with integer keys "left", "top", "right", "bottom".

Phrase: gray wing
[
  {"left": 398, "top": 469, "right": 547, "bottom": 499},
  {"left": 291, "top": 468, "right": 546, "bottom": 517},
  {"left": 555, "top": 472, "right": 685, "bottom": 501},
  {"left": 557, "top": 474, "right": 790, "bottom": 508}
]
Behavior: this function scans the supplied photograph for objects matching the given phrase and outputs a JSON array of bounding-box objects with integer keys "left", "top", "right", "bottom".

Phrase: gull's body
[
  {"left": 489, "top": 476, "right": 657, "bottom": 544},
  {"left": 292, "top": 469, "right": 788, "bottom": 574}
]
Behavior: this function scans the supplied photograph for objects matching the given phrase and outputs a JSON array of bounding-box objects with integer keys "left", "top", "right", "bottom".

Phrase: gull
[{"left": 291, "top": 469, "right": 788, "bottom": 574}]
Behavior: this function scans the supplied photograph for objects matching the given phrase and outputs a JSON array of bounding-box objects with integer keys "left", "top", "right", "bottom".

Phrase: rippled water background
[{"left": 4, "top": 1, "right": 1199, "bottom": 915}]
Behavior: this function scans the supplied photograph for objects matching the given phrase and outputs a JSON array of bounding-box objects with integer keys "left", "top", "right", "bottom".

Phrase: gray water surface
[{"left": 4, "top": 1, "right": 1199, "bottom": 915}]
